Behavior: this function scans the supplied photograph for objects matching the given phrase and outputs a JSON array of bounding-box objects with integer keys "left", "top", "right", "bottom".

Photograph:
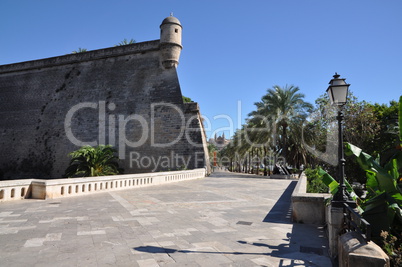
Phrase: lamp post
[{"left": 326, "top": 73, "right": 355, "bottom": 208}]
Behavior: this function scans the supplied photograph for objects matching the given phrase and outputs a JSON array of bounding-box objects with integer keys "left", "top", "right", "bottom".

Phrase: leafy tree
[
  {"left": 307, "top": 91, "right": 381, "bottom": 183},
  {"left": 344, "top": 99, "right": 380, "bottom": 154},
  {"left": 310, "top": 91, "right": 380, "bottom": 152},
  {"left": 64, "top": 145, "right": 121, "bottom": 177},
  {"left": 370, "top": 100, "right": 400, "bottom": 164}
]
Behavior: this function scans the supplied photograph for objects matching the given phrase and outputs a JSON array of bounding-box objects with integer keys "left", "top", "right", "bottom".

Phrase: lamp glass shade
[
  {"left": 327, "top": 85, "right": 348, "bottom": 106},
  {"left": 327, "top": 76, "right": 349, "bottom": 106}
]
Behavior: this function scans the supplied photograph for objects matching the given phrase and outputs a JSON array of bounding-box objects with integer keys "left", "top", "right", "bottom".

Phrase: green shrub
[{"left": 305, "top": 168, "right": 329, "bottom": 193}]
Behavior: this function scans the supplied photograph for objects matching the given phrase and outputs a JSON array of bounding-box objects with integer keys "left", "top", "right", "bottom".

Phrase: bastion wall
[{"left": 0, "top": 39, "right": 209, "bottom": 179}]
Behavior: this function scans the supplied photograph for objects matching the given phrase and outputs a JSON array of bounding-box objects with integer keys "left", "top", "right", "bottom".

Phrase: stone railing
[
  {"left": 0, "top": 168, "right": 206, "bottom": 202},
  {"left": 0, "top": 179, "right": 34, "bottom": 202}
]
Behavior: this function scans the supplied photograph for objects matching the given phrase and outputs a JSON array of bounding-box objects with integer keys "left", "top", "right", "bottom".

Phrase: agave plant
[{"left": 64, "top": 145, "right": 121, "bottom": 177}]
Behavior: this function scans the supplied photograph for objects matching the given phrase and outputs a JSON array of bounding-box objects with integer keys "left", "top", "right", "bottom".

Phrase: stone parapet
[
  {"left": 0, "top": 40, "right": 160, "bottom": 74},
  {"left": 0, "top": 179, "right": 34, "bottom": 201},
  {"left": 0, "top": 168, "right": 206, "bottom": 202},
  {"left": 291, "top": 173, "right": 331, "bottom": 225}
]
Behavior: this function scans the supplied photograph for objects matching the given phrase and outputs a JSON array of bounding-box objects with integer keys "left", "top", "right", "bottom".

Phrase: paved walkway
[{"left": 0, "top": 171, "right": 332, "bottom": 267}]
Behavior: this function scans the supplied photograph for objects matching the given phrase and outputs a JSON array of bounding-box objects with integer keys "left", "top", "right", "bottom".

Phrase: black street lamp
[{"left": 326, "top": 73, "right": 356, "bottom": 208}]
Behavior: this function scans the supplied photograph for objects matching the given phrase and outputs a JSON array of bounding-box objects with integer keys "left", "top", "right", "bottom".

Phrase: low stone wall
[
  {"left": 0, "top": 168, "right": 206, "bottom": 202},
  {"left": 291, "top": 173, "right": 331, "bottom": 225}
]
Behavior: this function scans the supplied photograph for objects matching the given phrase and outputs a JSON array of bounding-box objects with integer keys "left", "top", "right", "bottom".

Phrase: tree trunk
[
  {"left": 249, "top": 151, "right": 252, "bottom": 174},
  {"left": 256, "top": 148, "right": 260, "bottom": 175},
  {"left": 282, "top": 122, "right": 287, "bottom": 162},
  {"left": 263, "top": 146, "right": 268, "bottom": 176}
]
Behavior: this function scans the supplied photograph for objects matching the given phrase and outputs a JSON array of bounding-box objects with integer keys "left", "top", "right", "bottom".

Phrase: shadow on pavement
[
  {"left": 133, "top": 245, "right": 268, "bottom": 255},
  {"left": 262, "top": 181, "right": 297, "bottom": 224},
  {"left": 132, "top": 241, "right": 321, "bottom": 267}
]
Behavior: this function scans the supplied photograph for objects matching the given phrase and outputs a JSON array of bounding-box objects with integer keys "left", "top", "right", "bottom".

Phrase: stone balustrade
[
  {"left": 0, "top": 168, "right": 206, "bottom": 202},
  {"left": 0, "top": 179, "right": 33, "bottom": 202}
]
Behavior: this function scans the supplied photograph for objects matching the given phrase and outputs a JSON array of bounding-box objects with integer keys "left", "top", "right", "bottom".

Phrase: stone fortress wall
[{"left": 0, "top": 16, "right": 209, "bottom": 179}]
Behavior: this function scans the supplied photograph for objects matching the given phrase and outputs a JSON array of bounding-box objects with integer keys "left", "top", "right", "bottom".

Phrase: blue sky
[{"left": 1, "top": 0, "right": 401, "bottom": 139}]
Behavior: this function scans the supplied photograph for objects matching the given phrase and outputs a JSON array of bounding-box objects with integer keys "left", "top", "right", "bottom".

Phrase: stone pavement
[{"left": 0, "top": 170, "right": 332, "bottom": 267}]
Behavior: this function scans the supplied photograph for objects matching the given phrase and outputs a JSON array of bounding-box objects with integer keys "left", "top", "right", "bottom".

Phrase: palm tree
[
  {"left": 244, "top": 118, "right": 274, "bottom": 175},
  {"left": 71, "top": 48, "right": 87, "bottom": 54},
  {"left": 64, "top": 145, "right": 121, "bottom": 177},
  {"left": 115, "top": 38, "right": 136, "bottom": 46},
  {"left": 249, "top": 85, "right": 313, "bottom": 165},
  {"left": 287, "top": 117, "right": 311, "bottom": 169}
]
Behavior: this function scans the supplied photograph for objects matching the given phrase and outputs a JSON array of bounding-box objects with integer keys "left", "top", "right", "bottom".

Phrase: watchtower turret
[{"left": 160, "top": 15, "right": 182, "bottom": 69}]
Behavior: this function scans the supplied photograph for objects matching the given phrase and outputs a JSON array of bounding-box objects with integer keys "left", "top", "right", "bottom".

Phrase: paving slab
[{"left": 0, "top": 170, "right": 332, "bottom": 266}]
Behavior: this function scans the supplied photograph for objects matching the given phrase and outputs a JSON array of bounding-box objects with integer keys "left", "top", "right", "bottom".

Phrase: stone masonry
[{"left": 0, "top": 16, "right": 209, "bottom": 179}]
